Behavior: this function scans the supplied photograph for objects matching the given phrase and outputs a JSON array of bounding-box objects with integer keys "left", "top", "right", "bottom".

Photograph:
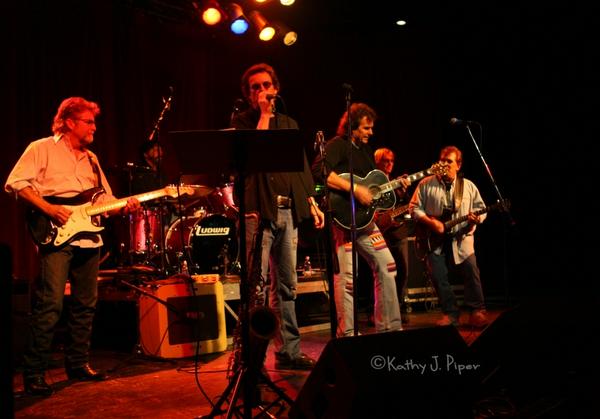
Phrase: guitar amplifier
[
  {"left": 138, "top": 278, "right": 227, "bottom": 358},
  {"left": 405, "top": 237, "right": 463, "bottom": 308}
]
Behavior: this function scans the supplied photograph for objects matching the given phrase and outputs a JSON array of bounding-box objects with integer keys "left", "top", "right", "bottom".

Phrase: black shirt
[
  {"left": 312, "top": 135, "right": 376, "bottom": 183},
  {"left": 231, "top": 108, "right": 316, "bottom": 225}
]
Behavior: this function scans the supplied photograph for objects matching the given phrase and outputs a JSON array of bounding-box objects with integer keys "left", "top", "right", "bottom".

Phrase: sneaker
[
  {"left": 468, "top": 310, "right": 489, "bottom": 328},
  {"left": 274, "top": 352, "right": 316, "bottom": 370},
  {"left": 436, "top": 314, "right": 459, "bottom": 327}
]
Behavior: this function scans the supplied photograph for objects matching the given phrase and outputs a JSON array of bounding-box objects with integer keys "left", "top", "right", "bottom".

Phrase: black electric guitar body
[
  {"left": 27, "top": 185, "right": 196, "bottom": 250},
  {"left": 414, "top": 199, "right": 510, "bottom": 259}
]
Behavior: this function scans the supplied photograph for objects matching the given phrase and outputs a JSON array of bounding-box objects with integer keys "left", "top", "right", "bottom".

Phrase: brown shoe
[
  {"left": 436, "top": 314, "right": 459, "bottom": 327},
  {"left": 468, "top": 310, "right": 489, "bottom": 328}
]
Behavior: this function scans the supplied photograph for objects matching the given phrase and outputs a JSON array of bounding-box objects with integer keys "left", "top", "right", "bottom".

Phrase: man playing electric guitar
[
  {"left": 409, "top": 145, "right": 489, "bottom": 328},
  {"left": 5, "top": 97, "right": 140, "bottom": 396},
  {"left": 374, "top": 147, "right": 415, "bottom": 324}
]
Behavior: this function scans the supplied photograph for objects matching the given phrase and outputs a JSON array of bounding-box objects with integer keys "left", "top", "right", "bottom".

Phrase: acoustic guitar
[{"left": 330, "top": 163, "right": 448, "bottom": 231}]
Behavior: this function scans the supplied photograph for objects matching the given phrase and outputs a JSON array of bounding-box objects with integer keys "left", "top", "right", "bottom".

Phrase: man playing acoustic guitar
[
  {"left": 312, "top": 103, "right": 407, "bottom": 337},
  {"left": 409, "top": 145, "right": 489, "bottom": 327}
]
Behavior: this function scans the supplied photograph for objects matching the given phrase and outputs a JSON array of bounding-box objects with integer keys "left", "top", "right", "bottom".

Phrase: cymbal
[
  {"left": 164, "top": 185, "right": 214, "bottom": 206},
  {"left": 188, "top": 184, "right": 214, "bottom": 197}
]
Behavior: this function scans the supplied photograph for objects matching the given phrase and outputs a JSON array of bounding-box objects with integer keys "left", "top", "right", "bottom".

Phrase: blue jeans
[
  {"left": 426, "top": 246, "right": 485, "bottom": 319},
  {"left": 246, "top": 209, "right": 301, "bottom": 359},
  {"left": 332, "top": 223, "right": 402, "bottom": 337},
  {"left": 23, "top": 245, "right": 100, "bottom": 377}
]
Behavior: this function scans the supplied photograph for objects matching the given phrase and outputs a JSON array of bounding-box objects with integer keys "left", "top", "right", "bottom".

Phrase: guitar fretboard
[
  {"left": 381, "top": 169, "right": 431, "bottom": 194},
  {"left": 86, "top": 189, "right": 169, "bottom": 216},
  {"left": 443, "top": 200, "right": 508, "bottom": 230}
]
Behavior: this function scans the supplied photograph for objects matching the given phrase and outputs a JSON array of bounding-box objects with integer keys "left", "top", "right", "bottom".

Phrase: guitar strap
[
  {"left": 86, "top": 150, "right": 101, "bottom": 188},
  {"left": 453, "top": 175, "right": 464, "bottom": 213}
]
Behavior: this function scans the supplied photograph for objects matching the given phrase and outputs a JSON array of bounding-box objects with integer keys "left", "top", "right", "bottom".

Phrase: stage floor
[
  {"left": 12, "top": 309, "right": 495, "bottom": 418},
  {"left": 12, "top": 304, "right": 588, "bottom": 418}
]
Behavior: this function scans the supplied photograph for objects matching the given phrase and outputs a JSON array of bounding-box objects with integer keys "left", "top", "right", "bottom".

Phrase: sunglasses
[{"left": 250, "top": 81, "right": 273, "bottom": 91}]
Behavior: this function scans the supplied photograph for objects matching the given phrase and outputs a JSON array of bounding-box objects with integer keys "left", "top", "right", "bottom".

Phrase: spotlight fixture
[
  {"left": 228, "top": 3, "right": 249, "bottom": 35},
  {"left": 273, "top": 22, "right": 297, "bottom": 46},
  {"left": 199, "top": 0, "right": 224, "bottom": 26},
  {"left": 249, "top": 10, "right": 275, "bottom": 41}
]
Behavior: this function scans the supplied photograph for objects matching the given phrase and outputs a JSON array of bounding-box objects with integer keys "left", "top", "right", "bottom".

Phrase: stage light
[
  {"left": 249, "top": 10, "right": 275, "bottom": 41},
  {"left": 273, "top": 22, "right": 297, "bottom": 46},
  {"left": 199, "top": 0, "right": 224, "bottom": 26},
  {"left": 228, "top": 3, "right": 249, "bottom": 35},
  {"left": 280, "top": 0, "right": 295, "bottom": 5}
]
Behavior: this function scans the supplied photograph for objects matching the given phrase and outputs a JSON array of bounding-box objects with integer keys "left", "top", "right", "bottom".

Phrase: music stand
[{"left": 168, "top": 128, "right": 303, "bottom": 419}]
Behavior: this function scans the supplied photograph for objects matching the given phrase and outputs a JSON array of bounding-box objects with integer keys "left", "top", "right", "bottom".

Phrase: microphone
[
  {"left": 450, "top": 117, "right": 477, "bottom": 126},
  {"left": 232, "top": 98, "right": 245, "bottom": 113},
  {"left": 266, "top": 94, "right": 280, "bottom": 101},
  {"left": 314, "top": 130, "right": 325, "bottom": 151}
]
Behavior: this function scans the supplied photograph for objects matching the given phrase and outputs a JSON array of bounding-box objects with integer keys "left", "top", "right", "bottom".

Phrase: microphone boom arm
[{"left": 148, "top": 87, "right": 174, "bottom": 142}]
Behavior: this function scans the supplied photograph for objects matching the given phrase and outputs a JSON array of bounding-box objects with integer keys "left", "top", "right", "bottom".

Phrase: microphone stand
[
  {"left": 148, "top": 87, "right": 177, "bottom": 276},
  {"left": 463, "top": 123, "right": 514, "bottom": 306},
  {"left": 315, "top": 130, "right": 338, "bottom": 338},
  {"left": 342, "top": 84, "right": 360, "bottom": 337}
]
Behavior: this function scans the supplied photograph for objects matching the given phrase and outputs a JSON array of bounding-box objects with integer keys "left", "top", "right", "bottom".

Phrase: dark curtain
[{"left": 2, "top": 0, "right": 592, "bottom": 297}]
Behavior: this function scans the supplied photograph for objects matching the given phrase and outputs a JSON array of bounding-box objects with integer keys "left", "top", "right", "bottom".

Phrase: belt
[{"left": 276, "top": 195, "right": 292, "bottom": 208}]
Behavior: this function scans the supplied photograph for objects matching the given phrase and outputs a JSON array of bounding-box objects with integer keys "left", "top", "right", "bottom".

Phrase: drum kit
[{"left": 103, "top": 177, "right": 241, "bottom": 278}]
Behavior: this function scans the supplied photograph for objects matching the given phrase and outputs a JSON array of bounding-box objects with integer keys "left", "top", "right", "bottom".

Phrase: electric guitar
[
  {"left": 27, "top": 185, "right": 196, "bottom": 250},
  {"left": 374, "top": 203, "right": 411, "bottom": 233},
  {"left": 414, "top": 199, "right": 510, "bottom": 259},
  {"left": 330, "top": 163, "right": 448, "bottom": 231}
]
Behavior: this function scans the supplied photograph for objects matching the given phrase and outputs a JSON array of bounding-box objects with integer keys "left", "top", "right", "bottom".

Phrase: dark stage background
[{"left": 1, "top": 1, "right": 594, "bottom": 300}]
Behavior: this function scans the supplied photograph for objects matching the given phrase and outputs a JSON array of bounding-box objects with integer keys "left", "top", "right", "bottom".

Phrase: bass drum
[{"left": 165, "top": 214, "right": 238, "bottom": 275}]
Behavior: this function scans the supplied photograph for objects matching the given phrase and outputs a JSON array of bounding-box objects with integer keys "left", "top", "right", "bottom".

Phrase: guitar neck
[
  {"left": 383, "top": 169, "right": 432, "bottom": 193},
  {"left": 387, "top": 203, "right": 410, "bottom": 219},
  {"left": 86, "top": 188, "right": 167, "bottom": 216},
  {"left": 443, "top": 202, "right": 501, "bottom": 230}
]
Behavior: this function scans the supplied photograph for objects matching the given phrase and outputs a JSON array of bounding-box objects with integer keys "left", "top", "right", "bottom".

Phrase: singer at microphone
[{"left": 230, "top": 63, "right": 326, "bottom": 371}]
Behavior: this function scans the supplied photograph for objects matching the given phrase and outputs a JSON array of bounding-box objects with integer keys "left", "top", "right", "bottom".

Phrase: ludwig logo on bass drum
[{"left": 195, "top": 225, "right": 230, "bottom": 236}]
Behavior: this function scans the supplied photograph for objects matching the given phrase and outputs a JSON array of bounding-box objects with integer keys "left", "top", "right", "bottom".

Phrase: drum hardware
[
  {"left": 164, "top": 213, "right": 239, "bottom": 276},
  {"left": 207, "top": 182, "right": 238, "bottom": 215}
]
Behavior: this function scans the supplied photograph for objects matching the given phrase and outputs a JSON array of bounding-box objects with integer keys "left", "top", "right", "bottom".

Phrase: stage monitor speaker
[
  {"left": 138, "top": 279, "right": 227, "bottom": 358},
  {"left": 470, "top": 297, "right": 595, "bottom": 416},
  {"left": 290, "top": 326, "right": 478, "bottom": 419}
]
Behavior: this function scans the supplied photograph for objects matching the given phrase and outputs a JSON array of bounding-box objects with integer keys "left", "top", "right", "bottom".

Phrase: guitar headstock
[
  {"left": 429, "top": 162, "right": 450, "bottom": 177},
  {"left": 164, "top": 184, "right": 197, "bottom": 198}
]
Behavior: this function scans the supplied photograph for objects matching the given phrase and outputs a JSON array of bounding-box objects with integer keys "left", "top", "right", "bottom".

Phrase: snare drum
[{"left": 165, "top": 213, "right": 238, "bottom": 274}]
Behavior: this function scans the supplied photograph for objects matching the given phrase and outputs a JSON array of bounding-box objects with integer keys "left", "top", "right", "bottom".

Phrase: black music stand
[{"left": 168, "top": 128, "right": 303, "bottom": 419}]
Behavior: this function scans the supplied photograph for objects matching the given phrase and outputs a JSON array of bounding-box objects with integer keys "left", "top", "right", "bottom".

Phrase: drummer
[{"left": 130, "top": 140, "right": 167, "bottom": 195}]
